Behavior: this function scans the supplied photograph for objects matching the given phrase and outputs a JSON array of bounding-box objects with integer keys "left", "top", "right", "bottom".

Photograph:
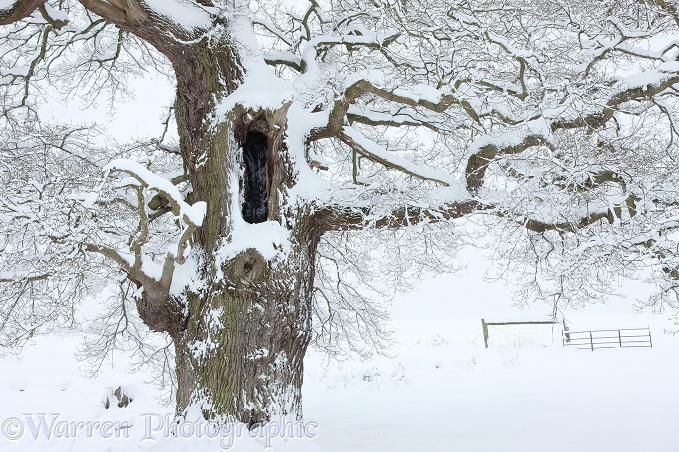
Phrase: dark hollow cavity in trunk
[{"left": 242, "top": 131, "right": 268, "bottom": 224}]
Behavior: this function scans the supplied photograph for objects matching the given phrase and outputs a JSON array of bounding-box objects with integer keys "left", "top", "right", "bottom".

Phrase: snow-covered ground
[
  {"left": 1, "top": 321, "right": 677, "bottom": 451},
  {"left": 2, "top": 250, "right": 678, "bottom": 451}
]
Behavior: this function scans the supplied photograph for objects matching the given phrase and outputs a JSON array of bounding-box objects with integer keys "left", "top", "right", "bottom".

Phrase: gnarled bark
[{"left": 174, "top": 214, "right": 320, "bottom": 424}]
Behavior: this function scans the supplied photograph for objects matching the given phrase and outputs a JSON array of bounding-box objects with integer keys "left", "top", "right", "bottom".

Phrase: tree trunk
[
  {"left": 162, "top": 43, "right": 320, "bottom": 422},
  {"left": 67, "top": 10, "right": 325, "bottom": 424},
  {"left": 166, "top": 94, "right": 321, "bottom": 423},
  {"left": 173, "top": 227, "right": 319, "bottom": 425},
  {"left": 147, "top": 99, "right": 321, "bottom": 423}
]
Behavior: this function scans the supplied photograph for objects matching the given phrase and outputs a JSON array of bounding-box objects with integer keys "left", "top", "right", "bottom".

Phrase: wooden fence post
[
  {"left": 563, "top": 319, "right": 570, "bottom": 343},
  {"left": 481, "top": 319, "right": 489, "bottom": 349}
]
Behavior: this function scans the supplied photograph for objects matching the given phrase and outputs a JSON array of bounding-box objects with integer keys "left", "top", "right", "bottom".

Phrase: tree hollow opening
[{"left": 242, "top": 131, "right": 268, "bottom": 224}]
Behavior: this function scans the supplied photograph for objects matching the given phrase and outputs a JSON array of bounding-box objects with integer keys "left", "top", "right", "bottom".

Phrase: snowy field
[
  {"left": 1, "top": 251, "right": 678, "bottom": 452},
  {"left": 0, "top": 317, "right": 677, "bottom": 451}
]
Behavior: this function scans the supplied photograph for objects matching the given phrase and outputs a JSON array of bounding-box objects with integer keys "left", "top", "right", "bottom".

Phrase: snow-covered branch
[
  {"left": 0, "top": 0, "right": 45, "bottom": 25},
  {"left": 319, "top": 199, "right": 490, "bottom": 232},
  {"left": 338, "top": 126, "right": 455, "bottom": 186},
  {"left": 101, "top": 159, "right": 206, "bottom": 270}
]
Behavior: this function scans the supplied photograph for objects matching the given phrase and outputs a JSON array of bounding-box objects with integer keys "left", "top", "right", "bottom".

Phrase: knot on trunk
[
  {"left": 135, "top": 289, "right": 187, "bottom": 336},
  {"left": 230, "top": 248, "right": 267, "bottom": 282}
]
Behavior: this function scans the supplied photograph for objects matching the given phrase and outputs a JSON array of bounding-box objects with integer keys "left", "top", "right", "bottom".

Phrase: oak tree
[{"left": 2, "top": 0, "right": 679, "bottom": 424}]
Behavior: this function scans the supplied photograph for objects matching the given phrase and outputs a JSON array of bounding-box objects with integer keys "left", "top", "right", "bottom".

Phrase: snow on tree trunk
[
  {"left": 139, "top": 97, "right": 320, "bottom": 422},
  {"left": 174, "top": 223, "right": 318, "bottom": 425},
  {"left": 172, "top": 77, "right": 317, "bottom": 422}
]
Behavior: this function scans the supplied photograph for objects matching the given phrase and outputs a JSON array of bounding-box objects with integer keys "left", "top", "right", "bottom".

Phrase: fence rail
[
  {"left": 393, "top": 319, "right": 563, "bottom": 347},
  {"left": 562, "top": 327, "right": 652, "bottom": 350},
  {"left": 481, "top": 319, "right": 561, "bottom": 348}
]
